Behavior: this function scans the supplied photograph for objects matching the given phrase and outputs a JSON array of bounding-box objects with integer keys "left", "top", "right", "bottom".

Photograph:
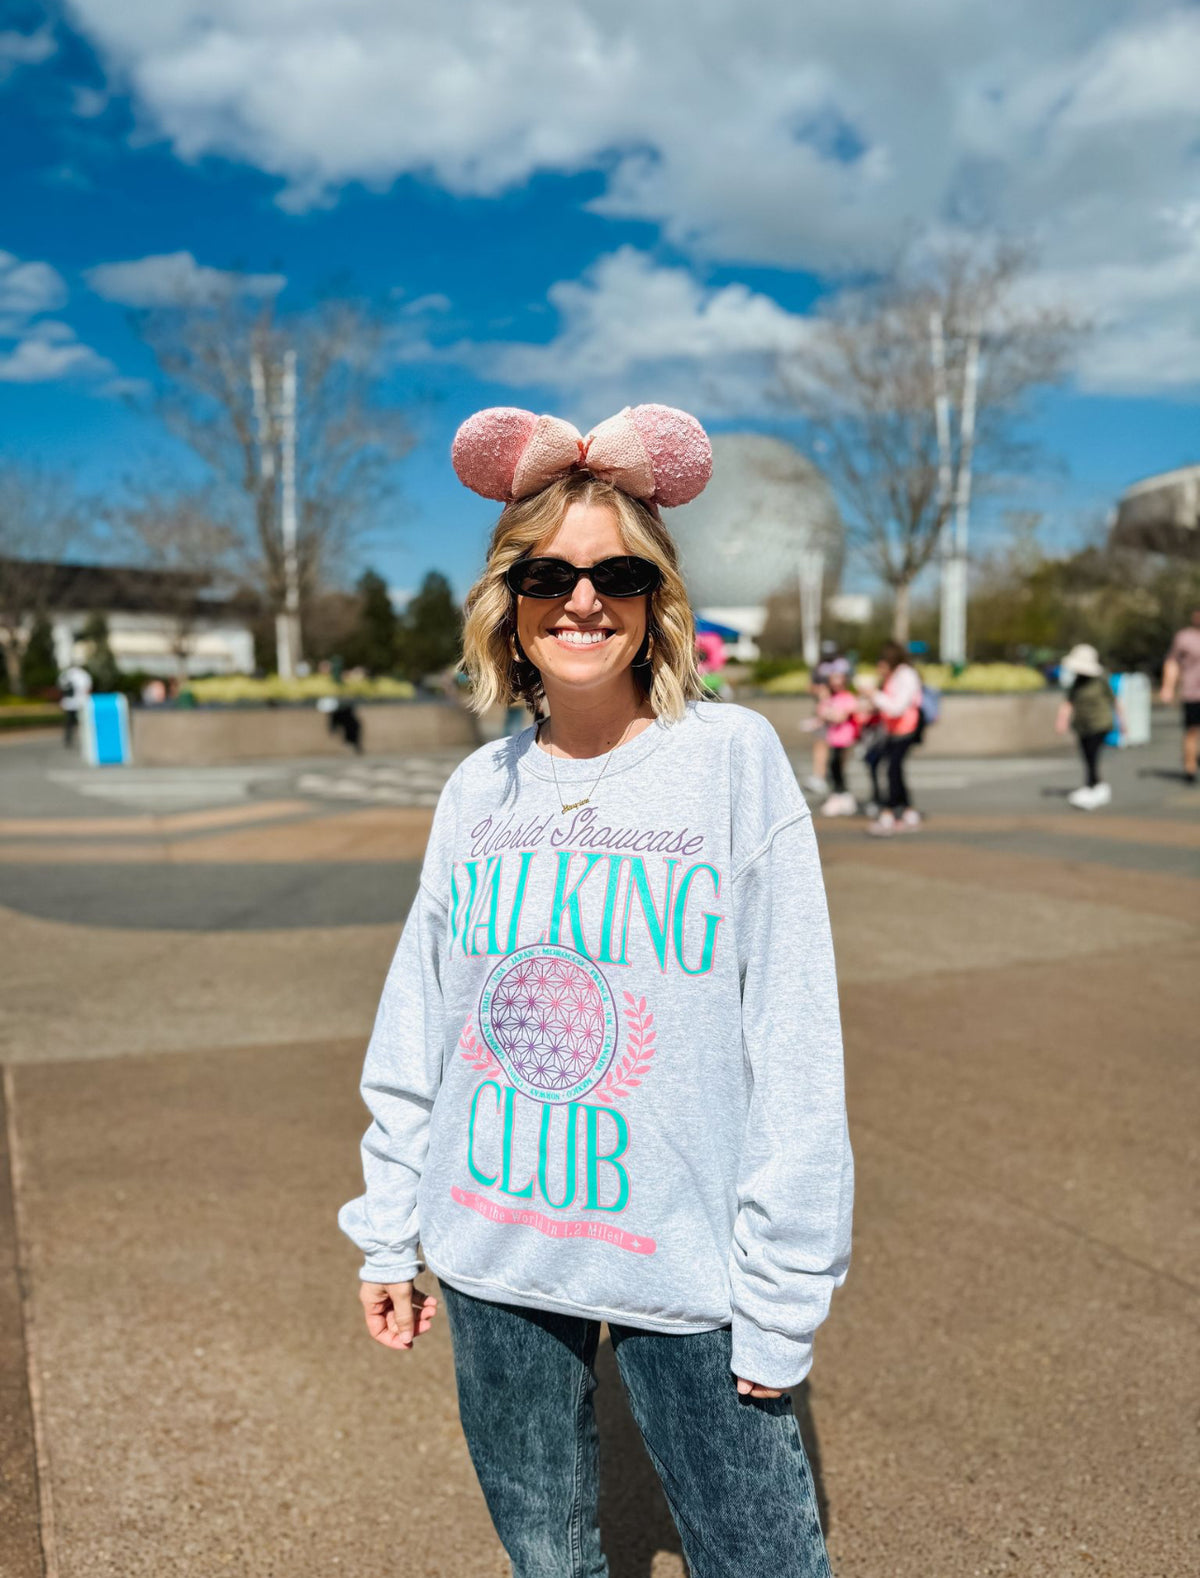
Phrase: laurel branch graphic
[
  {"left": 458, "top": 1018, "right": 502, "bottom": 1078},
  {"left": 594, "top": 992, "right": 657, "bottom": 1105}
]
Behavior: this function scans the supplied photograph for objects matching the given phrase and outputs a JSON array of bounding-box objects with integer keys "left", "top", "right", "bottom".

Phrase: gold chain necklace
[{"left": 538, "top": 715, "right": 638, "bottom": 815}]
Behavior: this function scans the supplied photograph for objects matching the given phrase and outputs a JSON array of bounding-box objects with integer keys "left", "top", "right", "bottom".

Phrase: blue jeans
[{"left": 441, "top": 1279, "right": 832, "bottom": 1578}]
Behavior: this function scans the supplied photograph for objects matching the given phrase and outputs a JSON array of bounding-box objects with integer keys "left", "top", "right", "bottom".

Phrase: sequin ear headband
[{"left": 451, "top": 404, "right": 713, "bottom": 508}]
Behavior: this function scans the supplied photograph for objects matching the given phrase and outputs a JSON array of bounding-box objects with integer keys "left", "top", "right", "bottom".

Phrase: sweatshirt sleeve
[
  {"left": 875, "top": 665, "right": 921, "bottom": 718},
  {"left": 727, "top": 724, "right": 854, "bottom": 1389},
  {"left": 336, "top": 773, "right": 459, "bottom": 1283}
]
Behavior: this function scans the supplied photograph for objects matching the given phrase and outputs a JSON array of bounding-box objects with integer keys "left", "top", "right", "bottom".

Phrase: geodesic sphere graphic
[{"left": 480, "top": 947, "right": 617, "bottom": 1102}]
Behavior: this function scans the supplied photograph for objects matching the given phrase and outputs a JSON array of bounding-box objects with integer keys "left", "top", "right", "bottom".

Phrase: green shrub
[
  {"left": 757, "top": 661, "right": 1046, "bottom": 696},
  {"left": 921, "top": 663, "right": 1046, "bottom": 693},
  {"left": 758, "top": 668, "right": 814, "bottom": 694},
  {"left": 189, "top": 674, "right": 416, "bottom": 704},
  {"left": 0, "top": 703, "right": 59, "bottom": 732},
  {"left": 751, "top": 656, "right": 809, "bottom": 685}
]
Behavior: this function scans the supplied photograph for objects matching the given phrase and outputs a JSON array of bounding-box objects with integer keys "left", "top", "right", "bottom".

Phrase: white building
[
  {"left": 31, "top": 562, "right": 257, "bottom": 676},
  {"left": 1111, "top": 465, "right": 1200, "bottom": 556}
]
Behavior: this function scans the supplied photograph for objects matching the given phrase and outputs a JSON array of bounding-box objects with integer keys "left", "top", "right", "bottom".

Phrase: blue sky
[{"left": 2, "top": 1, "right": 1199, "bottom": 603}]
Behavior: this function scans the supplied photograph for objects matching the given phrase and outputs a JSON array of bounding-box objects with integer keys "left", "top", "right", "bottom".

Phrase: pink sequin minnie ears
[{"left": 451, "top": 404, "right": 712, "bottom": 509}]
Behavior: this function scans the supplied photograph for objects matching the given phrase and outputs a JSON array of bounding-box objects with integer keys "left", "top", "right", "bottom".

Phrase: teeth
[{"left": 555, "top": 630, "right": 609, "bottom": 645}]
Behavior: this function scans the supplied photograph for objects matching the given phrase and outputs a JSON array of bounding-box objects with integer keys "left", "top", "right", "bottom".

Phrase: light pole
[
  {"left": 249, "top": 345, "right": 303, "bottom": 679},
  {"left": 930, "top": 311, "right": 980, "bottom": 666},
  {"left": 797, "top": 548, "right": 824, "bottom": 669},
  {"left": 278, "top": 349, "right": 301, "bottom": 679}
]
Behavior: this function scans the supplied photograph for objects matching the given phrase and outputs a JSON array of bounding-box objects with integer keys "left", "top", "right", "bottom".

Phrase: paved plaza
[{"left": 0, "top": 722, "right": 1196, "bottom": 1577}]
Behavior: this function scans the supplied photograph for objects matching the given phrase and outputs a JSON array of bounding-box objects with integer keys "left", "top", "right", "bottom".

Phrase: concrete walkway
[{"left": 0, "top": 727, "right": 1197, "bottom": 1577}]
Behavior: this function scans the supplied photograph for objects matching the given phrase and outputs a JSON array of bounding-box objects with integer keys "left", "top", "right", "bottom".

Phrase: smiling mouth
[{"left": 549, "top": 628, "right": 616, "bottom": 647}]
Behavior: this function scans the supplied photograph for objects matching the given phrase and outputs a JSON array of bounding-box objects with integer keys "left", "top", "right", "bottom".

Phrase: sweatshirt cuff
[
  {"left": 358, "top": 1252, "right": 423, "bottom": 1284},
  {"left": 730, "top": 1317, "right": 815, "bottom": 1391}
]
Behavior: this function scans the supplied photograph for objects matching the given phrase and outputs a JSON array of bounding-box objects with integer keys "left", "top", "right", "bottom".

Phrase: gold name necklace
[{"left": 538, "top": 715, "right": 637, "bottom": 815}]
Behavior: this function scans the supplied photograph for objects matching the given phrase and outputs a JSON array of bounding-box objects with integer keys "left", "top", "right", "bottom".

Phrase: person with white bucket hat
[{"left": 1056, "top": 644, "right": 1120, "bottom": 810}]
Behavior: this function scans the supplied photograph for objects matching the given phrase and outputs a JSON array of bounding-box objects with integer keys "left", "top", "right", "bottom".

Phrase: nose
[{"left": 563, "top": 574, "right": 601, "bottom": 617}]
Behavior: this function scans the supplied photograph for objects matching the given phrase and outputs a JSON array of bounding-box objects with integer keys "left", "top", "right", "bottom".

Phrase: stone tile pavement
[{"left": 0, "top": 725, "right": 1196, "bottom": 1577}]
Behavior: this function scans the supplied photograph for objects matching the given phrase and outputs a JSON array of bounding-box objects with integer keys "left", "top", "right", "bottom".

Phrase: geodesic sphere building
[{"left": 670, "top": 434, "right": 843, "bottom": 628}]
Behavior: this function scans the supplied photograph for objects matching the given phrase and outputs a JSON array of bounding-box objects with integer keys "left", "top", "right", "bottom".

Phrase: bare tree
[
  {"left": 0, "top": 465, "right": 82, "bottom": 694},
  {"left": 133, "top": 290, "right": 414, "bottom": 665},
  {"left": 777, "top": 247, "right": 1077, "bottom": 642}
]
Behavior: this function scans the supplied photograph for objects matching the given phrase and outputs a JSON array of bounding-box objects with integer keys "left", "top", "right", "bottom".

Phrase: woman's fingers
[
  {"left": 734, "top": 1375, "right": 785, "bottom": 1399},
  {"left": 359, "top": 1281, "right": 397, "bottom": 1343},
  {"left": 357, "top": 1281, "right": 439, "bottom": 1350},
  {"left": 384, "top": 1282, "right": 416, "bottom": 1346}
]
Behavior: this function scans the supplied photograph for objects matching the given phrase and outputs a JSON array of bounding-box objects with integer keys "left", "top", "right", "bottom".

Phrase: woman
[
  {"left": 804, "top": 640, "right": 842, "bottom": 794},
  {"left": 339, "top": 404, "right": 853, "bottom": 1578},
  {"left": 1056, "top": 642, "right": 1118, "bottom": 810},
  {"left": 809, "top": 658, "right": 860, "bottom": 817},
  {"left": 864, "top": 640, "right": 923, "bottom": 835}
]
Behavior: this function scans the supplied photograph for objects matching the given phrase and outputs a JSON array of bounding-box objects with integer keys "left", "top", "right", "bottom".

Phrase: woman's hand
[
  {"left": 358, "top": 1279, "right": 439, "bottom": 1350},
  {"left": 735, "top": 1375, "right": 785, "bottom": 1399}
]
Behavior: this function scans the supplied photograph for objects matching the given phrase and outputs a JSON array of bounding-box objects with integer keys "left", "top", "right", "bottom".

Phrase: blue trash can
[{"left": 82, "top": 693, "right": 132, "bottom": 766}]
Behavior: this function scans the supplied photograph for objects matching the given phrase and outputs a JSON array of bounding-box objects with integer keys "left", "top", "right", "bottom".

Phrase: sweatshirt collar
[{"left": 514, "top": 710, "right": 676, "bottom": 783}]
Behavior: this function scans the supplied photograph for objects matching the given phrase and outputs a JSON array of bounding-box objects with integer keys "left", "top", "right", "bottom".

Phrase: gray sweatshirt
[{"left": 338, "top": 700, "right": 853, "bottom": 1387}]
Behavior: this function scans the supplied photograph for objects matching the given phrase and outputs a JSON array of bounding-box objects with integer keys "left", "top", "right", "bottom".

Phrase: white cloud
[
  {"left": 0, "top": 27, "right": 55, "bottom": 75},
  {"left": 0, "top": 249, "right": 113, "bottom": 385},
  {"left": 98, "top": 374, "right": 153, "bottom": 399},
  {"left": 0, "top": 251, "right": 68, "bottom": 318},
  {"left": 72, "top": 84, "right": 109, "bottom": 118},
  {"left": 400, "top": 292, "right": 451, "bottom": 317},
  {"left": 0, "top": 322, "right": 113, "bottom": 383},
  {"left": 60, "top": 1, "right": 1200, "bottom": 393},
  {"left": 443, "top": 247, "right": 815, "bottom": 417},
  {"left": 85, "top": 250, "right": 286, "bottom": 306},
  {"left": 1018, "top": 221, "right": 1200, "bottom": 396}
]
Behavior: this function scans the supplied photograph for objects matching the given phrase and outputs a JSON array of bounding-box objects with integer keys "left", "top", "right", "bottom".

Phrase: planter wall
[
  {"left": 130, "top": 700, "right": 480, "bottom": 766},
  {"left": 127, "top": 690, "right": 1071, "bottom": 765},
  {"left": 740, "top": 689, "right": 1068, "bottom": 758}
]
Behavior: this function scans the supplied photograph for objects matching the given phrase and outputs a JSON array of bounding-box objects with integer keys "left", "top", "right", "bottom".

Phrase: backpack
[{"left": 915, "top": 683, "right": 940, "bottom": 743}]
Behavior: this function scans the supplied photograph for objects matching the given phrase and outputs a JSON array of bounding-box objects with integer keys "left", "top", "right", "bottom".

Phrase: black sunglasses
[{"left": 505, "top": 555, "right": 662, "bottom": 600}]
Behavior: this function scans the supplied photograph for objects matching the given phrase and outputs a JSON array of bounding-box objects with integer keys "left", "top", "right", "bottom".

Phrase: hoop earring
[
  {"left": 510, "top": 631, "right": 540, "bottom": 706},
  {"left": 633, "top": 628, "right": 655, "bottom": 668}
]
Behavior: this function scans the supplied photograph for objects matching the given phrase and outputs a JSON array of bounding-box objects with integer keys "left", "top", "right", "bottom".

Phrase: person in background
[
  {"left": 862, "top": 641, "right": 923, "bottom": 835},
  {"left": 166, "top": 675, "right": 197, "bottom": 709},
  {"left": 812, "top": 660, "right": 861, "bottom": 817},
  {"left": 804, "top": 639, "right": 840, "bottom": 795},
  {"left": 1159, "top": 605, "right": 1200, "bottom": 785},
  {"left": 694, "top": 628, "right": 728, "bottom": 697},
  {"left": 330, "top": 696, "right": 364, "bottom": 752},
  {"left": 854, "top": 684, "right": 887, "bottom": 819},
  {"left": 1056, "top": 643, "right": 1119, "bottom": 810},
  {"left": 56, "top": 662, "right": 92, "bottom": 749}
]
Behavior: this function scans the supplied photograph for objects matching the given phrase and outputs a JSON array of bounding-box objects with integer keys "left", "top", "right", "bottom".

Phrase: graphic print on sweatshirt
[{"left": 446, "top": 814, "right": 721, "bottom": 1258}]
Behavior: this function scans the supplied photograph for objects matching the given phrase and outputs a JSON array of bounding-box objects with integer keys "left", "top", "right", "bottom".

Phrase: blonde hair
[{"left": 460, "top": 472, "right": 710, "bottom": 724}]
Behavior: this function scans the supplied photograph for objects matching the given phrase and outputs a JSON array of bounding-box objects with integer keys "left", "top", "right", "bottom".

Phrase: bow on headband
[{"left": 451, "top": 404, "right": 712, "bottom": 508}]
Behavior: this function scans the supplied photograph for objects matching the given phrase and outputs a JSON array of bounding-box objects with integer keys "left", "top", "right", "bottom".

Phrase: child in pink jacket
[{"left": 816, "top": 661, "right": 861, "bottom": 816}]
